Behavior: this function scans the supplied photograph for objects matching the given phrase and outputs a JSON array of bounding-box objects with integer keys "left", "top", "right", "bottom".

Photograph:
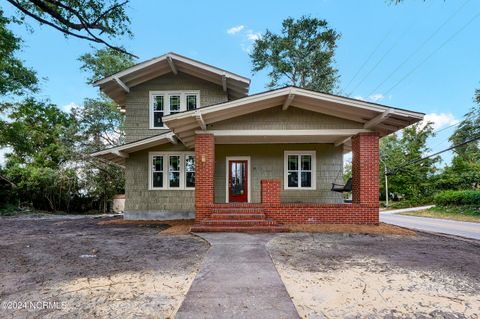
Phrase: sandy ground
[
  {"left": 267, "top": 233, "right": 480, "bottom": 319},
  {"left": 287, "top": 223, "right": 416, "bottom": 236},
  {"left": 0, "top": 216, "right": 209, "bottom": 319}
]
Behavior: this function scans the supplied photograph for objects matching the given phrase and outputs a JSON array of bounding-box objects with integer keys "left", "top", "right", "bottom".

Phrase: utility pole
[
  {"left": 384, "top": 166, "right": 389, "bottom": 207},
  {"left": 380, "top": 154, "right": 389, "bottom": 207}
]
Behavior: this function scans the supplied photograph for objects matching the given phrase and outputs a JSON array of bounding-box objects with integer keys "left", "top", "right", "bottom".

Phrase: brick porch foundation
[{"left": 193, "top": 132, "right": 380, "bottom": 232}]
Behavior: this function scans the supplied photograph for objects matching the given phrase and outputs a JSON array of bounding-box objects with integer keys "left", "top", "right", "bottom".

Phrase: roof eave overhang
[
  {"left": 90, "top": 132, "right": 180, "bottom": 166},
  {"left": 162, "top": 87, "right": 425, "bottom": 148},
  {"left": 94, "top": 52, "right": 251, "bottom": 107}
]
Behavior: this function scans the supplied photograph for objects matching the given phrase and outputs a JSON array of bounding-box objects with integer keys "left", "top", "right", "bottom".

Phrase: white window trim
[
  {"left": 283, "top": 151, "right": 316, "bottom": 190},
  {"left": 225, "top": 156, "right": 251, "bottom": 203},
  {"left": 149, "top": 90, "right": 200, "bottom": 129},
  {"left": 148, "top": 152, "right": 195, "bottom": 190}
]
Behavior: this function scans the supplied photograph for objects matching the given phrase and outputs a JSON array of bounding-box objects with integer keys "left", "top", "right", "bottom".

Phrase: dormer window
[{"left": 149, "top": 90, "right": 200, "bottom": 129}]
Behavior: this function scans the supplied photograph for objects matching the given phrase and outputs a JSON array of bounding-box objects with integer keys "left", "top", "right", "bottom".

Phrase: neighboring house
[{"left": 92, "top": 52, "right": 424, "bottom": 231}]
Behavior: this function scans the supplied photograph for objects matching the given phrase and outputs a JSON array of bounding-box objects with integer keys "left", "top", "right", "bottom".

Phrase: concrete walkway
[
  {"left": 175, "top": 233, "right": 299, "bottom": 319},
  {"left": 381, "top": 212, "right": 480, "bottom": 240}
]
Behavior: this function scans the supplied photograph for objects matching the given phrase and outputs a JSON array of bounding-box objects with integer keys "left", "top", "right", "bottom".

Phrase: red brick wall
[
  {"left": 261, "top": 180, "right": 281, "bottom": 205},
  {"left": 194, "top": 134, "right": 215, "bottom": 222},
  {"left": 257, "top": 177, "right": 378, "bottom": 225},
  {"left": 263, "top": 203, "right": 379, "bottom": 224},
  {"left": 352, "top": 132, "right": 380, "bottom": 206}
]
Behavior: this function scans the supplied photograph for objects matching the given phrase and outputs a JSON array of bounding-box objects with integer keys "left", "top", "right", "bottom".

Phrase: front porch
[{"left": 192, "top": 132, "right": 380, "bottom": 232}]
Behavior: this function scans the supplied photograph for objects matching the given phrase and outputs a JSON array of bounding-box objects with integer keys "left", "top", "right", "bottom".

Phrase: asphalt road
[{"left": 381, "top": 212, "right": 480, "bottom": 240}]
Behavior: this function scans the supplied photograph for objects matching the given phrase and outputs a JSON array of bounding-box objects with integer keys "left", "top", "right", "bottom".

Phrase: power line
[
  {"left": 435, "top": 121, "right": 460, "bottom": 134},
  {"left": 386, "top": 134, "right": 480, "bottom": 176},
  {"left": 383, "top": 9, "right": 480, "bottom": 96},
  {"left": 347, "top": 2, "right": 434, "bottom": 96},
  {"left": 348, "top": 24, "right": 414, "bottom": 96},
  {"left": 368, "top": 0, "right": 471, "bottom": 97},
  {"left": 344, "top": 29, "right": 393, "bottom": 92},
  {"left": 427, "top": 122, "right": 462, "bottom": 153}
]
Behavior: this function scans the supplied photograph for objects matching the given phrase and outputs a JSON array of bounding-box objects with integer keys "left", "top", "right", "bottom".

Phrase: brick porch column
[
  {"left": 351, "top": 132, "right": 380, "bottom": 206},
  {"left": 195, "top": 133, "right": 215, "bottom": 222}
]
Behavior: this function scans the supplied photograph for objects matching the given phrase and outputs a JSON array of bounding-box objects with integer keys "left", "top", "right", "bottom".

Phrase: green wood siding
[
  {"left": 207, "top": 106, "right": 364, "bottom": 130},
  {"left": 124, "top": 72, "right": 228, "bottom": 142},
  {"left": 125, "top": 143, "right": 195, "bottom": 213},
  {"left": 215, "top": 144, "right": 344, "bottom": 204}
]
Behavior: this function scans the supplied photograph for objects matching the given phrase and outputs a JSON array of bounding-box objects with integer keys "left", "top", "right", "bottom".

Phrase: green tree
[
  {"left": 0, "top": 99, "right": 80, "bottom": 211},
  {"left": 73, "top": 97, "right": 126, "bottom": 212},
  {"left": 381, "top": 122, "right": 439, "bottom": 202},
  {"left": 250, "top": 16, "right": 340, "bottom": 93},
  {"left": 79, "top": 47, "right": 136, "bottom": 84},
  {"left": 0, "top": 98, "right": 77, "bottom": 167},
  {"left": 74, "top": 96, "right": 125, "bottom": 150},
  {"left": 75, "top": 47, "right": 134, "bottom": 212},
  {"left": 449, "top": 104, "right": 480, "bottom": 162},
  {"left": 0, "top": 9, "right": 37, "bottom": 95},
  {"left": 436, "top": 102, "right": 480, "bottom": 190}
]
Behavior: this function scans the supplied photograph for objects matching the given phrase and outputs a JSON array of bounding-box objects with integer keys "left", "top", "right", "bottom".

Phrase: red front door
[{"left": 228, "top": 160, "right": 248, "bottom": 202}]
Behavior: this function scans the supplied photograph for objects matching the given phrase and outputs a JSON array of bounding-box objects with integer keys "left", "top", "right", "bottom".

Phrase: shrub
[
  {"left": 433, "top": 190, "right": 480, "bottom": 207},
  {"left": 385, "top": 197, "right": 432, "bottom": 209}
]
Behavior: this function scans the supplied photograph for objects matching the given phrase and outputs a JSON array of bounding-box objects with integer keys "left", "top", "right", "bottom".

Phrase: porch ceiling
[
  {"left": 163, "top": 87, "right": 424, "bottom": 149},
  {"left": 196, "top": 129, "right": 367, "bottom": 151}
]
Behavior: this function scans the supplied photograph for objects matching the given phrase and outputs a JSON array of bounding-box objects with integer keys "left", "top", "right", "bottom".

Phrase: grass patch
[{"left": 399, "top": 206, "right": 480, "bottom": 223}]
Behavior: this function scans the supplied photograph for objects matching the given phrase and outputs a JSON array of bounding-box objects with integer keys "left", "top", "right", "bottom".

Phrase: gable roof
[
  {"left": 94, "top": 52, "right": 251, "bottom": 106},
  {"left": 162, "top": 86, "right": 425, "bottom": 148}
]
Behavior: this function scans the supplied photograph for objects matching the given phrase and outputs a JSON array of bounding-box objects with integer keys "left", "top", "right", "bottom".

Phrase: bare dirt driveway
[
  {"left": 0, "top": 216, "right": 209, "bottom": 319},
  {"left": 2, "top": 217, "right": 480, "bottom": 319},
  {"left": 267, "top": 233, "right": 480, "bottom": 319}
]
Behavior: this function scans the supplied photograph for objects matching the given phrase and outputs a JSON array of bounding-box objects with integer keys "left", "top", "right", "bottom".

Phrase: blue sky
[{"left": 2, "top": 0, "right": 480, "bottom": 165}]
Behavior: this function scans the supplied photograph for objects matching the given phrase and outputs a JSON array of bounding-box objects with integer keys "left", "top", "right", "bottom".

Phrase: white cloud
[
  {"left": 61, "top": 102, "right": 80, "bottom": 113},
  {"left": 422, "top": 112, "right": 459, "bottom": 131},
  {"left": 369, "top": 93, "right": 385, "bottom": 102},
  {"left": 227, "top": 25, "right": 261, "bottom": 53},
  {"left": 241, "top": 30, "right": 262, "bottom": 53},
  {"left": 353, "top": 96, "right": 365, "bottom": 101},
  {"left": 246, "top": 30, "right": 261, "bottom": 41},
  {"left": 227, "top": 25, "right": 244, "bottom": 35}
]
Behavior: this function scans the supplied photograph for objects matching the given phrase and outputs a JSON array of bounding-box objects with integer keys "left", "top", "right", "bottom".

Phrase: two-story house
[{"left": 92, "top": 52, "right": 424, "bottom": 232}]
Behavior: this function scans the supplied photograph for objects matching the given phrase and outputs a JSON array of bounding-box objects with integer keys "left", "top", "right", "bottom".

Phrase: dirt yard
[
  {"left": 0, "top": 216, "right": 209, "bottom": 319},
  {"left": 267, "top": 233, "right": 480, "bottom": 319}
]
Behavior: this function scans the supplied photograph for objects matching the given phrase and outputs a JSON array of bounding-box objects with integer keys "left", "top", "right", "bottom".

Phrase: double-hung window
[
  {"left": 185, "top": 155, "right": 196, "bottom": 188},
  {"left": 284, "top": 151, "right": 316, "bottom": 190},
  {"left": 152, "top": 155, "right": 164, "bottom": 188},
  {"left": 149, "top": 152, "right": 195, "bottom": 190},
  {"left": 149, "top": 91, "right": 200, "bottom": 129},
  {"left": 152, "top": 95, "right": 164, "bottom": 128}
]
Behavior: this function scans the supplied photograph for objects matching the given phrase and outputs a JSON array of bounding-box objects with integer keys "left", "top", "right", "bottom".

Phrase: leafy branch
[{"left": 5, "top": 0, "right": 137, "bottom": 57}]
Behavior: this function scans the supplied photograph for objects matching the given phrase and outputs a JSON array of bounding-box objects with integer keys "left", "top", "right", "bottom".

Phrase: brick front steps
[
  {"left": 190, "top": 225, "right": 288, "bottom": 232},
  {"left": 191, "top": 206, "right": 288, "bottom": 233}
]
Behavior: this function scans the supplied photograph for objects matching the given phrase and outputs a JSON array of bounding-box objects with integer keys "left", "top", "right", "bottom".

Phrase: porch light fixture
[{"left": 201, "top": 154, "right": 206, "bottom": 163}]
